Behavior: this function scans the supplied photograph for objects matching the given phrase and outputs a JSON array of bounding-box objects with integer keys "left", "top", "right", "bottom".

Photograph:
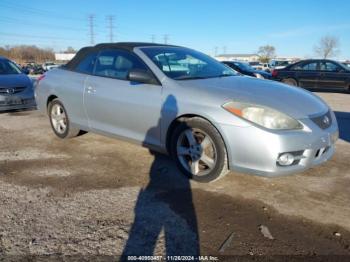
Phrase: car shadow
[
  {"left": 0, "top": 107, "right": 37, "bottom": 115},
  {"left": 121, "top": 95, "right": 200, "bottom": 258},
  {"left": 334, "top": 111, "right": 350, "bottom": 143},
  {"left": 308, "top": 87, "right": 350, "bottom": 94}
]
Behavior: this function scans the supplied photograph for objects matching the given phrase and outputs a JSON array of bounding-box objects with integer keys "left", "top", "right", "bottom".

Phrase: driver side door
[
  {"left": 84, "top": 49, "right": 163, "bottom": 147},
  {"left": 318, "top": 61, "right": 348, "bottom": 89}
]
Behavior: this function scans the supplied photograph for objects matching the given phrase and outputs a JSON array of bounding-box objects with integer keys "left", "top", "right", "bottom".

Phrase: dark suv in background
[{"left": 272, "top": 59, "right": 350, "bottom": 91}]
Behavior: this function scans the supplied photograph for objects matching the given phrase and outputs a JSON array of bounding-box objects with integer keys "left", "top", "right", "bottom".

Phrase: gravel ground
[{"left": 0, "top": 91, "right": 349, "bottom": 260}]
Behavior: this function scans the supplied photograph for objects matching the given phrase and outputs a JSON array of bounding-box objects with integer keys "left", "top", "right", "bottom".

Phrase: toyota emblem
[
  {"left": 323, "top": 115, "right": 330, "bottom": 125},
  {"left": 6, "top": 88, "right": 15, "bottom": 94}
]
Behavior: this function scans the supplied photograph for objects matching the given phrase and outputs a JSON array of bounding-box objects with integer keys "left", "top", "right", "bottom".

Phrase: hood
[
  {"left": 0, "top": 74, "right": 32, "bottom": 88},
  {"left": 177, "top": 76, "right": 329, "bottom": 119}
]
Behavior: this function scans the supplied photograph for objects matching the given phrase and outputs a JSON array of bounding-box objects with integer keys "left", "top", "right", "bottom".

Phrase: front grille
[
  {"left": 311, "top": 111, "right": 332, "bottom": 130},
  {"left": 0, "top": 86, "right": 27, "bottom": 95}
]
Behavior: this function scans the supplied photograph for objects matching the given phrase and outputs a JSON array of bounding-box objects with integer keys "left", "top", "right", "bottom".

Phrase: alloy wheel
[
  {"left": 51, "top": 104, "right": 67, "bottom": 134},
  {"left": 176, "top": 128, "right": 217, "bottom": 176}
]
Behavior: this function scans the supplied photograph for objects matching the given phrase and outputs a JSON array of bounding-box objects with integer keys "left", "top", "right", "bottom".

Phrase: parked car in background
[
  {"left": 272, "top": 59, "right": 350, "bottom": 91},
  {"left": 36, "top": 43, "right": 338, "bottom": 182},
  {"left": 249, "top": 61, "right": 261, "bottom": 67},
  {"left": 256, "top": 62, "right": 274, "bottom": 72},
  {"left": 270, "top": 60, "right": 290, "bottom": 70},
  {"left": 223, "top": 61, "right": 271, "bottom": 79},
  {"left": 254, "top": 60, "right": 290, "bottom": 72},
  {"left": 42, "top": 62, "right": 60, "bottom": 71},
  {"left": 22, "top": 63, "right": 45, "bottom": 75},
  {"left": 343, "top": 62, "right": 350, "bottom": 68},
  {"left": 0, "top": 56, "right": 36, "bottom": 111}
]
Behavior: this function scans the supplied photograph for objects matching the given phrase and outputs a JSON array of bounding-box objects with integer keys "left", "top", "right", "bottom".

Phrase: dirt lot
[{"left": 0, "top": 91, "right": 350, "bottom": 260}]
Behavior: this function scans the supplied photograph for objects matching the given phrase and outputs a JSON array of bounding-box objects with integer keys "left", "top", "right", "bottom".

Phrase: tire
[
  {"left": 170, "top": 117, "right": 229, "bottom": 183},
  {"left": 282, "top": 78, "right": 298, "bottom": 87},
  {"left": 48, "top": 99, "right": 80, "bottom": 139}
]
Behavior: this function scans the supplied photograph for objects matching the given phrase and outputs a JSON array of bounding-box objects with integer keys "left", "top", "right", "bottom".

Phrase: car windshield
[
  {"left": 141, "top": 47, "right": 237, "bottom": 80},
  {"left": 0, "top": 59, "right": 22, "bottom": 75}
]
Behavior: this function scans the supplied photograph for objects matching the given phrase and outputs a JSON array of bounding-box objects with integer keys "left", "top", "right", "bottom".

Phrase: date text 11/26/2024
[{"left": 126, "top": 255, "right": 219, "bottom": 261}]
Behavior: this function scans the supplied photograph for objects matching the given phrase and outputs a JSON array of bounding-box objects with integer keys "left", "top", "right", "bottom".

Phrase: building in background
[
  {"left": 214, "top": 53, "right": 259, "bottom": 62},
  {"left": 55, "top": 53, "right": 76, "bottom": 62}
]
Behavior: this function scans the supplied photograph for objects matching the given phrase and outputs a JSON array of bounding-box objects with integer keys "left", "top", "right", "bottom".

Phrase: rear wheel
[
  {"left": 170, "top": 117, "right": 229, "bottom": 183},
  {"left": 282, "top": 78, "right": 298, "bottom": 87},
  {"left": 48, "top": 99, "right": 80, "bottom": 139}
]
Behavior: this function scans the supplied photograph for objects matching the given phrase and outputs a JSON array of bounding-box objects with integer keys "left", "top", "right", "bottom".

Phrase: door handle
[{"left": 86, "top": 86, "right": 96, "bottom": 94}]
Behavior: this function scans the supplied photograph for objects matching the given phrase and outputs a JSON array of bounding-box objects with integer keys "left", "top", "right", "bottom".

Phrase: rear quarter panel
[{"left": 35, "top": 69, "right": 88, "bottom": 128}]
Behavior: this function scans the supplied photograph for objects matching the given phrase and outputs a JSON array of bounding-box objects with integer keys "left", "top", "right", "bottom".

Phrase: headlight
[
  {"left": 222, "top": 102, "right": 303, "bottom": 130},
  {"left": 254, "top": 73, "right": 264, "bottom": 79}
]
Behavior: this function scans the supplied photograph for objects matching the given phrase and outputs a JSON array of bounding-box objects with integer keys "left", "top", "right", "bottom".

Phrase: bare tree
[
  {"left": 0, "top": 45, "right": 54, "bottom": 63},
  {"left": 257, "top": 45, "right": 276, "bottom": 63},
  {"left": 314, "top": 36, "right": 340, "bottom": 59}
]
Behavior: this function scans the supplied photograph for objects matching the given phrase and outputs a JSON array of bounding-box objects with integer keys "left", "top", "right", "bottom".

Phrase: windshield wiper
[
  {"left": 215, "top": 74, "right": 234, "bottom": 78},
  {"left": 175, "top": 76, "right": 210, "bottom": 80}
]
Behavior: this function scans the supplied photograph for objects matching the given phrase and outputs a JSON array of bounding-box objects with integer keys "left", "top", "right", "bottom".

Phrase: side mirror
[
  {"left": 22, "top": 69, "right": 30, "bottom": 75},
  {"left": 128, "top": 69, "right": 157, "bottom": 85}
]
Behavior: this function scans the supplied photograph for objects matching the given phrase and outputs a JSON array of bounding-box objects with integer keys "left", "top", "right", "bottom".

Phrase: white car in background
[
  {"left": 253, "top": 60, "right": 290, "bottom": 72},
  {"left": 42, "top": 62, "right": 60, "bottom": 71},
  {"left": 270, "top": 60, "right": 290, "bottom": 70}
]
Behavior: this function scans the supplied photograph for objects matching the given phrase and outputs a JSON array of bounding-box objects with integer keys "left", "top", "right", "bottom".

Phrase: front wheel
[
  {"left": 48, "top": 99, "right": 80, "bottom": 139},
  {"left": 170, "top": 117, "right": 229, "bottom": 182}
]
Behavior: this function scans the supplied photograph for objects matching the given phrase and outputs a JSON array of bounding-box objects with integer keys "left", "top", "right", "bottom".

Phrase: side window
[
  {"left": 94, "top": 49, "right": 148, "bottom": 80},
  {"left": 292, "top": 62, "right": 317, "bottom": 71},
  {"left": 75, "top": 52, "right": 98, "bottom": 74},
  {"left": 320, "top": 62, "right": 340, "bottom": 72},
  {"left": 301, "top": 62, "right": 318, "bottom": 71}
]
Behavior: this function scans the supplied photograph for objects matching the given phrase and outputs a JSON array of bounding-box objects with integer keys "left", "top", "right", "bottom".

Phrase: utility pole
[
  {"left": 214, "top": 46, "right": 218, "bottom": 56},
  {"left": 151, "top": 34, "right": 156, "bottom": 43},
  {"left": 88, "top": 14, "right": 95, "bottom": 45},
  {"left": 107, "top": 15, "right": 115, "bottom": 42},
  {"left": 163, "top": 34, "right": 169, "bottom": 44},
  {"left": 223, "top": 46, "right": 227, "bottom": 54}
]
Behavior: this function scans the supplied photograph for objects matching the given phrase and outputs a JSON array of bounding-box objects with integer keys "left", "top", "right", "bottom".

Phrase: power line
[
  {"left": 107, "top": 15, "right": 115, "bottom": 42},
  {"left": 0, "top": 17, "right": 86, "bottom": 32},
  {"left": 0, "top": 0, "right": 86, "bottom": 22},
  {"left": 88, "top": 14, "right": 95, "bottom": 45},
  {"left": 0, "top": 32, "right": 84, "bottom": 41}
]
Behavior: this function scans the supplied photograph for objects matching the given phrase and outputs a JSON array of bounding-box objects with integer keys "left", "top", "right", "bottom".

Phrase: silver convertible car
[{"left": 35, "top": 43, "right": 339, "bottom": 182}]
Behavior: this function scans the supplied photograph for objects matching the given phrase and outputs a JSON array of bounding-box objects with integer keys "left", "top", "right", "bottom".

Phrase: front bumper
[
  {"left": 0, "top": 92, "right": 36, "bottom": 111},
  {"left": 218, "top": 112, "right": 339, "bottom": 177}
]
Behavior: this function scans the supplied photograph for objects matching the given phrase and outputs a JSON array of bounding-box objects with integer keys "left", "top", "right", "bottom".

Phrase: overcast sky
[{"left": 1, "top": 0, "right": 349, "bottom": 59}]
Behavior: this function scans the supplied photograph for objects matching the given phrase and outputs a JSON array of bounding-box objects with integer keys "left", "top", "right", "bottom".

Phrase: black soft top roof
[{"left": 65, "top": 42, "right": 177, "bottom": 70}]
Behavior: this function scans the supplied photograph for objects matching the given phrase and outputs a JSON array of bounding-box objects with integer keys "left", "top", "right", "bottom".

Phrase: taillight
[
  {"left": 37, "top": 74, "right": 46, "bottom": 82},
  {"left": 272, "top": 70, "right": 278, "bottom": 78}
]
